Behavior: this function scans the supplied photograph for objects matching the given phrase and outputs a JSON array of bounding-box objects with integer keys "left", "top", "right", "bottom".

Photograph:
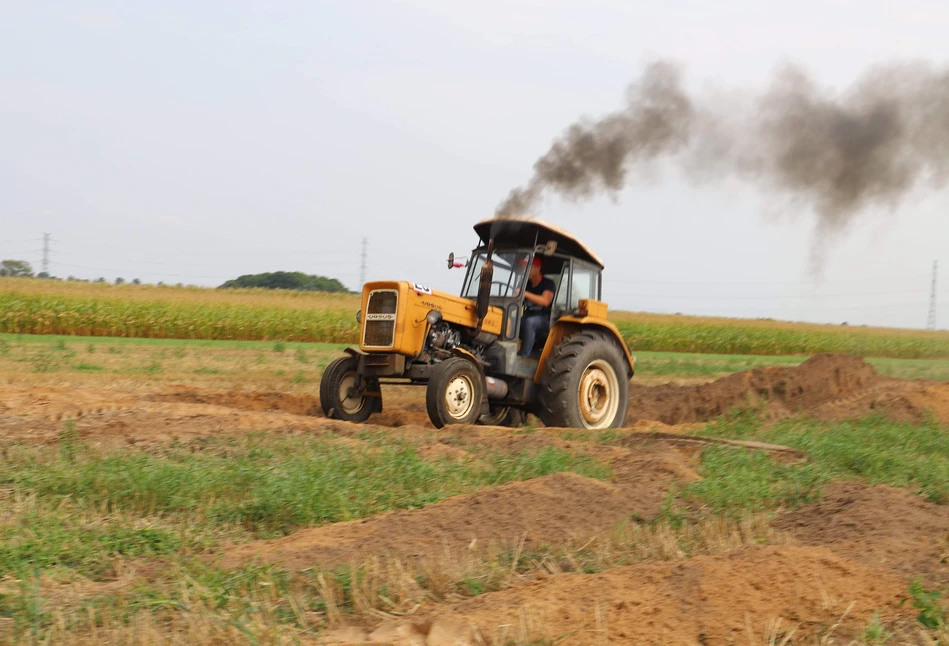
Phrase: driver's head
[{"left": 528, "top": 257, "right": 542, "bottom": 281}]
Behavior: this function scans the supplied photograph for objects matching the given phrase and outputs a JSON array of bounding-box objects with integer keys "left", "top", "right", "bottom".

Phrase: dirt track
[
  {"left": 4, "top": 354, "right": 948, "bottom": 447},
  {"left": 4, "top": 353, "right": 949, "bottom": 643}
]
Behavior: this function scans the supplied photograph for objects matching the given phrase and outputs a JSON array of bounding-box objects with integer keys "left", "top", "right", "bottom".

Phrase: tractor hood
[{"left": 358, "top": 281, "right": 502, "bottom": 355}]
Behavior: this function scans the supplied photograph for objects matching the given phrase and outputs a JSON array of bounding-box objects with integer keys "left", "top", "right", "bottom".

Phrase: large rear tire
[
  {"left": 426, "top": 357, "right": 485, "bottom": 428},
  {"left": 320, "top": 356, "right": 376, "bottom": 423},
  {"left": 538, "top": 331, "right": 629, "bottom": 429}
]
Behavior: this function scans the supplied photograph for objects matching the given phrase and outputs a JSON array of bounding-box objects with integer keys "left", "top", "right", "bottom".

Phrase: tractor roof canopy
[{"left": 473, "top": 215, "right": 604, "bottom": 269}]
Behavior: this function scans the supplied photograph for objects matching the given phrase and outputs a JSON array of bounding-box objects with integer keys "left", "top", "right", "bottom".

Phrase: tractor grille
[
  {"left": 367, "top": 290, "right": 398, "bottom": 315},
  {"left": 362, "top": 289, "right": 398, "bottom": 348}
]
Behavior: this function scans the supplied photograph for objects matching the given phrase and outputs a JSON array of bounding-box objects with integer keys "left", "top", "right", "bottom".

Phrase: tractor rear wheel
[
  {"left": 538, "top": 331, "right": 629, "bottom": 429},
  {"left": 426, "top": 357, "right": 484, "bottom": 428},
  {"left": 478, "top": 405, "right": 528, "bottom": 428},
  {"left": 320, "top": 356, "right": 376, "bottom": 423}
]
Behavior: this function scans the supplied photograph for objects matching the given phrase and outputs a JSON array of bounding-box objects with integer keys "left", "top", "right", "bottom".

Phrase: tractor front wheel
[
  {"left": 538, "top": 332, "right": 629, "bottom": 429},
  {"left": 320, "top": 356, "right": 377, "bottom": 423},
  {"left": 426, "top": 357, "right": 484, "bottom": 428}
]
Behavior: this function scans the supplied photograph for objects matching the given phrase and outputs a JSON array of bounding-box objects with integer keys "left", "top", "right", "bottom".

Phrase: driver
[{"left": 516, "top": 257, "right": 555, "bottom": 357}]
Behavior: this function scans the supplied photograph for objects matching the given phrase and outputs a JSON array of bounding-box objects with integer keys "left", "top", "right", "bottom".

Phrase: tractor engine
[{"left": 427, "top": 321, "right": 462, "bottom": 356}]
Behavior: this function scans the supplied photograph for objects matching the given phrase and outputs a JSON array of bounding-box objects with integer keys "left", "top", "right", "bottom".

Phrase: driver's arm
[{"left": 524, "top": 288, "right": 554, "bottom": 307}]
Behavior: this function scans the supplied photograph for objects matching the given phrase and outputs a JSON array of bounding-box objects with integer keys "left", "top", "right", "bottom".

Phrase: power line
[
  {"left": 928, "top": 260, "right": 938, "bottom": 330},
  {"left": 607, "top": 274, "right": 931, "bottom": 287},
  {"left": 42, "top": 233, "right": 50, "bottom": 276},
  {"left": 63, "top": 240, "right": 359, "bottom": 257},
  {"left": 605, "top": 289, "right": 930, "bottom": 301}
]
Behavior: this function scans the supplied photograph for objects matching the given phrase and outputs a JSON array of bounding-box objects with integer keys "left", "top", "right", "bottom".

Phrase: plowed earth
[{"left": 4, "top": 353, "right": 949, "bottom": 644}]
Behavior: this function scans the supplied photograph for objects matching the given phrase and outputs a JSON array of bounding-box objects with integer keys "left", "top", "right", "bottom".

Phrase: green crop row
[
  {"left": 4, "top": 290, "right": 949, "bottom": 358},
  {"left": 0, "top": 292, "right": 357, "bottom": 343},
  {"left": 613, "top": 320, "right": 949, "bottom": 359}
]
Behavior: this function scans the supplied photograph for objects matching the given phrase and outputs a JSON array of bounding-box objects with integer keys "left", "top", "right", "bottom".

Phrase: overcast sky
[{"left": 3, "top": 1, "right": 948, "bottom": 329}]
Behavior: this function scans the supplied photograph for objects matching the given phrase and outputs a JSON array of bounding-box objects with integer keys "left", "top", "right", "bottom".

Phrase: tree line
[{"left": 0, "top": 260, "right": 350, "bottom": 293}]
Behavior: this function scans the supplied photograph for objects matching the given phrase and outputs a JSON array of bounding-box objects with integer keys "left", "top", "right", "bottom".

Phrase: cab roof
[{"left": 473, "top": 215, "right": 604, "bottom": 269}]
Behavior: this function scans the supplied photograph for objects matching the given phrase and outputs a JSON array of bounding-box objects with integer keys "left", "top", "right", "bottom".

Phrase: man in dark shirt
[{"left": 516, "top": 257, "right": 555, "bottom": 357}]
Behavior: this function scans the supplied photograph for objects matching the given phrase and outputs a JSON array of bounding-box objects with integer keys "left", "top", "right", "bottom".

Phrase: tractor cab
[{"left": 459, "top": 216, "right": 605, "bottom": 358}]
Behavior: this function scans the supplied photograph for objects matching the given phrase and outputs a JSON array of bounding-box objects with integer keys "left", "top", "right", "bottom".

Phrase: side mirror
[
  {"left": 447, "top": 252, "right": 454, "bottom": 269},
  {"left": 543, "top": 240, "right": 558, "bottom": 256}
]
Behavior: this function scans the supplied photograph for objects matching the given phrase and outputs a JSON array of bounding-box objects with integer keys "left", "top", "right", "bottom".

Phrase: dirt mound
[
  {"left": 223, "top": 472, "right": 633, "bottom": 570},
  {"left": 625, "top": 353, "right": 918, "bottom": 425},
  {"left": 773, "top": 482, "right": 949, "bottom": 585},
  {"left": 345, "top": 546, "right": 910, "bottom": 645},
  {"left": 147, "top": 387, "right": 324, "bottom": 417},
  {"left": 222, "top": 446, "right": 699, "bottom": 571}
]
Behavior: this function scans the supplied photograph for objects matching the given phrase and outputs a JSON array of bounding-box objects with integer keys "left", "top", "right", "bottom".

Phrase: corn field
[
  {"left": 612, "top": 319, "right": 949, "bottom": 358},
  {"left": 3, "top": 281, "right": 949, "bottom": 358},
  {"left": 0, "top": 291, "right": 357, "bottom": 343}
]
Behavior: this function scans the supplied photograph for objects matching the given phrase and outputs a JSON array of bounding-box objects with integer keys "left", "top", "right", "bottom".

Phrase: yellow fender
[{"left": 534, "top": 316, "right": 635, "bottom": 383}]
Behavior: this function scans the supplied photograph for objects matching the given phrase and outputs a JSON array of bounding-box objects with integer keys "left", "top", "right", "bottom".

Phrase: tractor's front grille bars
[{"left": 362, "top": 289, "right": 398, "bottom": 348}]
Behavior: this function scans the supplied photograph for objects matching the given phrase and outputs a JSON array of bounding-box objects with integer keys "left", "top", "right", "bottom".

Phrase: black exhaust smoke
[{"left": 496, "top": 60, "right": 949, "bottom": 268}]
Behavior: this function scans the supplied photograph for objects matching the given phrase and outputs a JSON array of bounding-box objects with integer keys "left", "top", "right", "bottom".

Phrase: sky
[{"left": 2, "top": 0, "right": 948, "bottom": 329}]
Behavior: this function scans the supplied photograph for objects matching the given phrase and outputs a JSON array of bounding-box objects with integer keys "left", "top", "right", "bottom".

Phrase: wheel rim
[
  {"left": 480, "top": 406, "right": 509, "bottom": 425},
  {"left": 445, "top": 374, "right": 475, "bottom": 420},
  {"left": 578, "top": 359, "right": 620, "bottom": 429},
  {"left": 337, "top": 370, "right": 365, "bottom": 415}
]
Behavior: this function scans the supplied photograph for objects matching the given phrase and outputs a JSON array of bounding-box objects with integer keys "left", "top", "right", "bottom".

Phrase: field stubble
[{"left": 1, "top": 336, "right": 949, "bottom": 643}]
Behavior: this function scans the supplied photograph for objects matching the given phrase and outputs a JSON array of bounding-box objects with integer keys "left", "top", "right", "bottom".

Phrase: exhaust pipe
[
  {"left": 475, "top": 239, "right": 494, "bottom": 331},
  {"left": 485, "top": 376, "right": 509, "bottom": 400}
]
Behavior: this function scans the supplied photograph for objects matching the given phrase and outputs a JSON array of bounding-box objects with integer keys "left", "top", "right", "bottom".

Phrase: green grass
[
  {"left": 673, "top": 413, "right": 949, "bottom": 518},
  {"left": 6, "top": 333, "right": 949, "bottom": 382},
  {"left": 634, "top": 350, "right": 949, "bottom": 381},
  {"left": 0, "top": 433, "right": 608, "bottom": 579},
  {"left": 0, "top": 332, "right": 346, "bottom": 352},
  {"left": 632, "top": 351, "right": 805, "bottom": 377}
]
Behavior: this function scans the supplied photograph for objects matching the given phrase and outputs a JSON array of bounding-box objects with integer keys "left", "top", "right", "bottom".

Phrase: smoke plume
[{"left": 496, "top": 59, "right": 949, "bottom": 259}]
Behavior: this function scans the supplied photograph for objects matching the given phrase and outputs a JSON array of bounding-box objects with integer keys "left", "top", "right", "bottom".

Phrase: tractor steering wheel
[{"left": 490, "top": 280, "right": 512, "bottom": 296}]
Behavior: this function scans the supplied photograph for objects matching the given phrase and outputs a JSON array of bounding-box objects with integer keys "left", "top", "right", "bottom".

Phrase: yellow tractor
[{"left": 320, "top": 216, "right": 635, "bottom": 429}]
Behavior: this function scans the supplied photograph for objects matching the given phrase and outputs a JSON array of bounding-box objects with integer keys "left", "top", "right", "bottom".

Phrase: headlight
[
  {"left": 355, "top": 310, "right": 362, "bottom": 323},
  {"left": 426, "top": 310, "right": 442, "bottom": 325}
]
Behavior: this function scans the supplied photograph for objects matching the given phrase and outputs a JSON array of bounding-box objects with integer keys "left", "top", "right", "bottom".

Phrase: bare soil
[
  {"left": 4, "top": 352, "right": 949, "bottom": 643},
  {"left": 626, "top": 353, "right": 946, "bottom": 425},
  {"left": 773, "top": 481, "right": 949, "bottom": 586},
  {"left": 219, "top": 443, "right": 702, "bottom": 571},
  {"left": 325, "top": 546, "right": 912, "bottom": 645}
]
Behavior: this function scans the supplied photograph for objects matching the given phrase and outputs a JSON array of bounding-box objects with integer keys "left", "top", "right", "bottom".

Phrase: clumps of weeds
[
  {"left": 697, "top": 414, "right": 949, "bottom": 505},
  {"left": 294, "top": 347, "right": 309, "bottom": 363},
  {"left": 30, "top": 350, "right": 62, "bottom": 373},
  {"left": 85, "top": 343, "right": 95, "bottom": 353},
  {"left": 862, "top": 612, "right": 895, "bottom": 644},
  {"left": 272, "top": 342, "right": 286, "bottom": 353},
  {"left": 906, "top": 578, "right": 947, "bottom": 630}
]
